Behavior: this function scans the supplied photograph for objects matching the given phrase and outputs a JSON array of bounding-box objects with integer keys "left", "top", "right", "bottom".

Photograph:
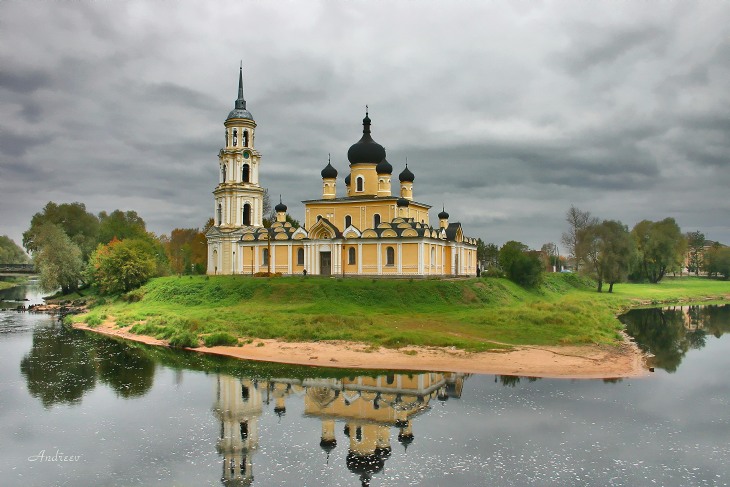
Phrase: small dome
[
  {"left": 397, "top": 197, "right": 410, "bottom": 207},
  {"left": 438, "top": 208, "right": 449, "bottom": 219},
  {"left": 344, "top": 174, "right": 351, "bottom": 186},
  {"left": 275, "top": 201, "right": 287, "bottom": 212},
  {"left": 399, "top": 164, "right": 414, "bottom": 182},
  {"left": 347, "top": 112, "right": 386, "bottom": 165},
  {"left": 227, "top": 108, "right": 254, "bottom": 121},
  {"left": 376, "top": 158, "right": 393, "bottom": 174},
  {"left": 321, "top": 161, "right": 338, "bottom": 179}
]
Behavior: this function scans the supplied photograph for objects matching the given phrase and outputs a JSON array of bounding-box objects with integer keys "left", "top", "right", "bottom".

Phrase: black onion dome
[
  {"left": 344, "top": 174, "right": 351, "bottom": 186},
  {"left": 397, "top": 197, "right": 410, "bottom": 207},
  {"left": 321, "top": 161, "right": 338, "bottom": 179},
  {"left": 275, "top": 200, "right": 287, "bottom": 212},
  {"left": 347, "top": 112, "right": 386, "bottom": 165},
  {"left": 376, "top": 158, "right": 393, "bottom": 175},
  {"left": 438, "top": 208, "right": 449, "bottom": 219},
  {"left": 399, "top": 164, "right": 414, "bottom": 182}
]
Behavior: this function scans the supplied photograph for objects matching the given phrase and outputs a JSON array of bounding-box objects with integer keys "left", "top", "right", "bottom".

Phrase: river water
[{"left": 1, "top": 281, "right": 729, "bottom": 486}]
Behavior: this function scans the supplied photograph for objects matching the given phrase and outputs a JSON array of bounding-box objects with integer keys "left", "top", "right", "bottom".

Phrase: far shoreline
[{"left": 72, "top": 320, "right": 649, "bottom": 379}]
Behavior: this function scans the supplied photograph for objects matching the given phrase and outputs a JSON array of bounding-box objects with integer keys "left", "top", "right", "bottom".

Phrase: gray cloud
[{"left": 0, "top": 0, "right": 728, "bottom": 251}]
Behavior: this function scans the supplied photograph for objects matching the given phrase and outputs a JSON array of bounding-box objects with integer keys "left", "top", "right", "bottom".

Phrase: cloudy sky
[{"left": 1, "top": 1, "right": 728, "bottom": 252}]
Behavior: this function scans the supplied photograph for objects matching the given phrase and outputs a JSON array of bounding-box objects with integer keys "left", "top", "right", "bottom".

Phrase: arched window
[
  {"left": 221, "top": 165, "right": 227, "bottom": 182},
  {"left": 242, "top": 203, "right": 251, "bottom": 226},
  {"left": 345, "top": 215, "right": 352, "bottom": 229},
  {"left": 262, "top": 248, "right": 269, "bottom": 265},
  {"left": 225, "top": 130, "right": 229, "bottom": 147},
  {"left": 297, "top": 248, "right": 304, "bottom": 265},
  {"left": 355, "top": 426, "right": 362, "bottom": 442},
  {"left": 373, "top": 214, "right": 381, "bottom": 227},
  {"left": 356, "top": 176, "right": 364, "bottom": 192},
  {"left": 401, "top": 186, "right": 406, "bottom": 197},
  {"left": 386, "top": 246, "right": 395, "bottom": 266},
  {"left": 217, "top": 204, "right": 222, "bottom": 225},
  {"left": 243, "top": 130, "right": 249, "bottom": 147},
  {"left": 348, "top": 247, "right": 356, "bottom": 265},
  {"left": 232, "top": 129, "right": 238, "bottom": 146},
  {"left": 242, "top": 164, "right": 250, "bottom": 183}
]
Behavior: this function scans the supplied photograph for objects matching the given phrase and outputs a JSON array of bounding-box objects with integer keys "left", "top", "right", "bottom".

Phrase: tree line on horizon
[
  {"left": 20, "top": 201, "right": 212, "bottom": 295},
  {"left": 10, "top": 197, "right": 728, "bottom": 297},
  {"left": 15, "top": 189, "right": 302, "bottom": 296},
  {"left": 476, "top": 205, "right": 729, "bottom": 292}
]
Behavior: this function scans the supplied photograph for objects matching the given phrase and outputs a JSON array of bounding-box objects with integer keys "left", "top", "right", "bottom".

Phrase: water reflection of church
[{"left": 213, "top": 372, "right": 467, "bottom": 486}]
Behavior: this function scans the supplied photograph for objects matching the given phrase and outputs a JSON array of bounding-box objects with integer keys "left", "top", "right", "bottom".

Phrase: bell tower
[
  {"left": 207, "top": 65, "right": 266, "bottom": 275},
  {"left": 214, "top": 64, "right": 264, "bottom": 228}
]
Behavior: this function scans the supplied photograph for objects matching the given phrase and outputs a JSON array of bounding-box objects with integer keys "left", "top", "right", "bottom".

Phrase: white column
[
  {"left": 418, "top": 242, "right": 424, "bottom": 275},
  {"left": 377, "top": 243, "right": 382, "bottom": 276},
  {"left": 287, "top": 244, "right": 292, "bottom": 275},
  {"left": 357, "top": 243, "right": 363, "bottom": 274},
  {"left": 397, "top": 243, "right": 402, "bottom": 274},
  {"left": 271, "top": 243, "right": 276, "bottom": 273},
  {"left": 254, "top": 245, "right": 260, "bottom": 273}
]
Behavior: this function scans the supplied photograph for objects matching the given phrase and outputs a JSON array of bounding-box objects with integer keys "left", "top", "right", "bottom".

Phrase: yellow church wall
[
  {"left": 401, "top": 242, "right": 419, "bottom": 273},
  {"left": 273, "top": 245, "right": 289, "bottom": 274},
  {"left": 349, "top": 165, "right": 379, "bottom": 196},
  {"left": 305, "top": 199, "right": 432, "bottom": 231}
]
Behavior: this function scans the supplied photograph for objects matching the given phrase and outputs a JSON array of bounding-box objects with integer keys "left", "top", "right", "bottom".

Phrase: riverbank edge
[
  {"left": 72, "top": 319, "right": 650, "bottom": 378},
  {"left": 64, "top": 278, "right": 728, "bottom": 379}
]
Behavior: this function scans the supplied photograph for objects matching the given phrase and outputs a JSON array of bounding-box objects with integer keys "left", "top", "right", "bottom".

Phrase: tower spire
[{"left": 235, "top": 62, "right": 246, "bottom": 110}]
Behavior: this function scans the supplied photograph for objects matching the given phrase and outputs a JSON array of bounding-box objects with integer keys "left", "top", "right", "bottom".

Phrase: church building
[{"left": 206, "top": 68, "right": 477, "bottom": 277}]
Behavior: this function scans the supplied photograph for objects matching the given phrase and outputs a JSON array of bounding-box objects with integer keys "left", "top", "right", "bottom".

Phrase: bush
[
  {"left": 203, "top": 332, "right": 239, "bottom": 347},
  {"left": 169, "top": 331, "right": 199, "bottom": 348},
  {"left": 84, "top": 314, "right": 102, "bottom": 327}
]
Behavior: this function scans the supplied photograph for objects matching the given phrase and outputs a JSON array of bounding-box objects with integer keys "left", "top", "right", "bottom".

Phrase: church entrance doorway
[{"left": 320, "top": 252, "right": 331, "bottom": 275}]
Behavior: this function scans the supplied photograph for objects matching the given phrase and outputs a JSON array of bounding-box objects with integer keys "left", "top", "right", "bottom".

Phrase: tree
[
  {"left": 88, "top": 238, "right": 157, "bottom": 294},
  {"left": 23, "top": 202, "right": 99, "bottom": 260},
  {"left": 0, "top": 235, "right": 29, "bottom": 264},
  {"left": 631, "top": 218, "right": 687, "bottom": 283},
  {"left": 499, "top": 241, "right": 543, "bottom": 287},
  {"left": 577, "top": 220, "right": 633, "bottom": 292},
  {"left": 685, "top": 231, "right": 706, "bottom": 276},
  {"left": 97, "top": 210, "right": 147, "bottom": 245},
  {"left": 561, "top": 205, "right": 599, "bottom": 271},
  {"left": 32, "top": 223, "right": 84, "bottom": 293},
  {"left": 704, "top": 244, "right": 730, "bottom": 279},
  {"left": 166, "top": 228, "right": 207, "bottom": 274},
  {"left": 540, "top": 242, "right": 559, "bottom": 271}
]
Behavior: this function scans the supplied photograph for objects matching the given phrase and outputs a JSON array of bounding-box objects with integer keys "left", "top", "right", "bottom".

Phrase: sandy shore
[{"left": 72, "top": 320, "right": 649, "bottom": 379}]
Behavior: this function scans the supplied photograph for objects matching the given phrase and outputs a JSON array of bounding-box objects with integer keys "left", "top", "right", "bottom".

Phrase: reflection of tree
[
  {"left": 20, "top": 325, "right": 156, "bottom": 407},
  {"left": 495, "top": 375, "right": 540, "bottom": 387},
  {"left": 20, "top": 325, "right": 97, "bottom": 408},
  {"left": 623, "top": 305, "right": 730, "bottom": 373},
  {"left": 97, "top": 341, "right": 155, "bottom": 398}
]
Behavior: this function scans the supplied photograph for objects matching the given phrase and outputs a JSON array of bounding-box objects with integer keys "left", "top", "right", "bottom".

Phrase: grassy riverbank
[{"left": 68, "top": 274, "right": 729, "bottom": 352}]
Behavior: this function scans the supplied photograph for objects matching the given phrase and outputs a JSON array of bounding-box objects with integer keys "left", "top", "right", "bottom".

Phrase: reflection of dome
[
  {"left": 347, "top": 112, "right": 386, "bottom": 165},
  {"left": 320, "top": 438, "right": 337, "bottom": 455},
  {"left": 398, "top": 164, "right": 414, "bottom": 182},
  {"left": 375, "top": 158, "right": 393, "bottom": 175},
  {"left": 321, "top": 161, "right": 338, "bottom": 179},
  {"left": 346, "top": 451, "right": 385, "bottom": 487},
  {"left": 398, "top": 431, "right": 414, "bottom": 449}
]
